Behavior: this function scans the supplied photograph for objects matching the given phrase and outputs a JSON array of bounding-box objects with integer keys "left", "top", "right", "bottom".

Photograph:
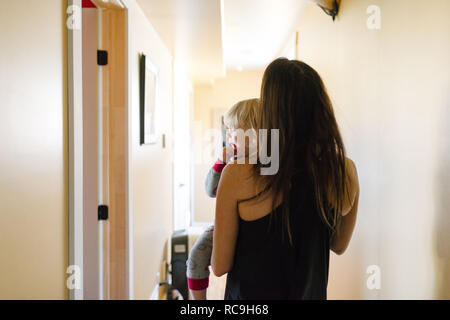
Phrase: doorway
[{"left": 68, "top": 0, "right": 130, "bottom": 300}]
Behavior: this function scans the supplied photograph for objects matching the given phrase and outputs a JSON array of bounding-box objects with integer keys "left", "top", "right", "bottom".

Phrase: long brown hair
[{"left": 251, "top": 58, "right": 350, "bottom": 245}]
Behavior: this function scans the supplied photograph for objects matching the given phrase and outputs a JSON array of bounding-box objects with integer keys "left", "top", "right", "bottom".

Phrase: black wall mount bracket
[
  {"left": 97, "top": 50, "right": 108, "bottom": 66},
  {"left": 98, "top": 205, "right": 109, "bottom": 221}
]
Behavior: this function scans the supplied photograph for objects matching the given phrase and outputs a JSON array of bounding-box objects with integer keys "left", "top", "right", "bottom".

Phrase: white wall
[
  {"left": 173, "top": 61, "right": 194, "bottom": 231},
  {"left": 131, "top": 2, "right": 175, "bottom": 300},
  {"left": 295, "top": 0, "right": 450, "bottom": 299},
  {"left": 0, "top": 0, "right": 68, "bottom": 299}
]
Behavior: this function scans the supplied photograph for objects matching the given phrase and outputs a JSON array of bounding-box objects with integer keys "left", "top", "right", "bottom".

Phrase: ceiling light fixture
[{"left": 313, "top": 0, "right": 340, "bottom": 22}]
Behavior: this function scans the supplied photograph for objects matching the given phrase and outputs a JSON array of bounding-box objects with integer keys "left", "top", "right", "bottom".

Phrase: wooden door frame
[{"left": 68, "top": 0, "right": 134, "bottom": 300}]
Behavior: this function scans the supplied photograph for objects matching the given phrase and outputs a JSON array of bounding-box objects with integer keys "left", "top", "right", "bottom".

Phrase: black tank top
[{"left": 224, "top": 175, "right": 332, "bottom": 300}]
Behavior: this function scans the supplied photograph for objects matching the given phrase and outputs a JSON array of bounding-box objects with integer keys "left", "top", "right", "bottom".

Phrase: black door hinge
[
  {"left": 98, "top": 205, "right": 109, "bottom": 220},
  {"left": 97, "top": 50, "right": 108, "bottom": 66}
]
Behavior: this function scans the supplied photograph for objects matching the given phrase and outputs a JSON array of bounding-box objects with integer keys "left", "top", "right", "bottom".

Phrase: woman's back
[
  {"left": 224, "top": 168, "right": 331, "bottom": 300},
  {"left": 211, "top": 58, "right": 359, "bottom": 300}
]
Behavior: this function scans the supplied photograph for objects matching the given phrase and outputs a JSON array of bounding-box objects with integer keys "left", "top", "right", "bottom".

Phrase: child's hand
[{"left": 221, "top": 145, "right": 237, "bottom": 164}]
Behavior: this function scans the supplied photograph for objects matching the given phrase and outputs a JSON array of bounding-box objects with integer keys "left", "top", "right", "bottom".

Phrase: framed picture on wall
[{"left": 139, "top": 53, "right": 159, "bottom": 145}]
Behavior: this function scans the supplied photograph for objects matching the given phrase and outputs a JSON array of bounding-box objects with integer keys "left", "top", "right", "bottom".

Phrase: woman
[{"left": 211, "top": 58, "right": 360, "bottom": 299}]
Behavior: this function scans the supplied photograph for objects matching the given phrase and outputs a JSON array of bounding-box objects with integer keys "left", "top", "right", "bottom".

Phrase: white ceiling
[
  {"left": 223, "top": 0, "right": 308, "bottom": 70},
  {"left": 137, "top": 0, "right": 309, "bottom": 84},
  {"left": 137, "top": 0, "right": 225, "bottom": 84}
]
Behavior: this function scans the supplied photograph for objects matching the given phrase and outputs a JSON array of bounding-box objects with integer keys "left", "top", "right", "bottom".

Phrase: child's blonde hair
[{"left": 223, "top": 98, "right": 259, "bottom": 130}]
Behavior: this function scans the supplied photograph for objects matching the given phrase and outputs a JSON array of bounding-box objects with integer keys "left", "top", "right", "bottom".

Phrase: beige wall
[
  {"left": 192, "top": 70, "right": 264, "bottom": 223},
  {"left": 296, "top": 0, "right": 450, "bottom": 299},
  {"left": 0, "top": 1, "right": 68, "bottom": 299},
  {"left": 131, "top": 3, "right": 174, "bottom": 299}
]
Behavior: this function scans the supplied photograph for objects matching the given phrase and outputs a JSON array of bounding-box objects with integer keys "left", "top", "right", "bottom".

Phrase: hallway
[{"left": 0, "top": 0, "right": 449, "bottom": 300}]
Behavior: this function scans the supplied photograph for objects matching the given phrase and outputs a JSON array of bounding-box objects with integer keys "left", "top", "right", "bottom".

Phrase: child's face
[{"left": 226, "top": 125, "right": 251, "bottom": 155}]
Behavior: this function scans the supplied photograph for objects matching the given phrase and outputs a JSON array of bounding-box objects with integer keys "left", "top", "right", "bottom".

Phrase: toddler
[{"left": 186, "top": 98, "right": 259, "bottom": 300}]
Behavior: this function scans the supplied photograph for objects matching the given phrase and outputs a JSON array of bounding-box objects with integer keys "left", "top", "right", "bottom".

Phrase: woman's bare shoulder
[
  {"left": 222, "top": 161, "right": 259, "bottom": 197},
  {"left": 223, "top": 161, "right": 255, "bottom": 181},
  {"left": 345, "top": 157, "right": 359, "bottom": 188},
  {"left": 345, "top": 156, "right": 356, "bottom": 169},
  {"left": 343, "top": 157, "right": 359, "bottom": 215}
]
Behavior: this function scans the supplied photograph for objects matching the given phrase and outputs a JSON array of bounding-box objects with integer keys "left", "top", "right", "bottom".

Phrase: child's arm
[
  {"left": 205, "top": 162, "right": 224, "bottom": 198},
  {"left": 205, "top": 146, "right": 236, "bottom": 198}
]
